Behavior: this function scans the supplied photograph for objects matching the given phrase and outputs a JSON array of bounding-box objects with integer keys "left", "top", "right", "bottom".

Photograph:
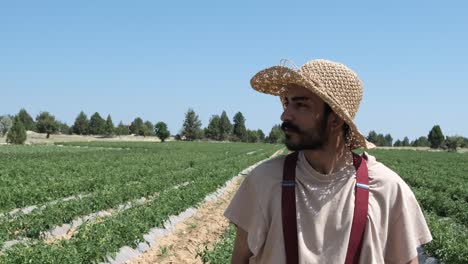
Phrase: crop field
[
  {"left": 0, "top": 141, "right": 282, "bottom": 263},
  {"left": 366, "top": 149, "right": 468, "bottom": 264},
  {"left": 1, "top": 144, "right": 467, "bottom": 264},
  {"left": 203, "top": 149, "right": 468, "bottom": 264}
]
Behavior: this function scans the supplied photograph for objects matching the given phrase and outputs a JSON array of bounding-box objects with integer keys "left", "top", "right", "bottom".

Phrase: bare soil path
[{"left": 128, "top": 175, "right": 243, "bottom": 264}]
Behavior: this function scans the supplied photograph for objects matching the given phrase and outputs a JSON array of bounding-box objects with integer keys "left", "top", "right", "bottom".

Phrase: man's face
[{"left": 280, "top": 84, "right": 331, "bottom": 151}]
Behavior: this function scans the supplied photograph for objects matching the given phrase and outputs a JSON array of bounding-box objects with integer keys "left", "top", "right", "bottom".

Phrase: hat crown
[{"left": 298, "top": 59, "right": 363, "bottom": 119}]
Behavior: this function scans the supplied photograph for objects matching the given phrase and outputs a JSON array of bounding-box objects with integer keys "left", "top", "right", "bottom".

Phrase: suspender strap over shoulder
[
  {"left": 282, "top": 151, "right": 300, "bottom": 264},
  {"left": 281, "top": 152, "right": 369, "bottom": 264},
  {"left": 344, "top": 153, "right": 369, "bottom": 264}
]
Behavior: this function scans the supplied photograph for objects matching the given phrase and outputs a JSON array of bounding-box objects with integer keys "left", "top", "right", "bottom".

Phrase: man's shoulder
[
  {"left": 365, "top": 152, "right": 400, "bottom": 181},
  {"left": 244, "top": 154, "right": 286, "bottom": 185},
  {"left": 365, "top": 152, "right": 416, "bottom": 202}
]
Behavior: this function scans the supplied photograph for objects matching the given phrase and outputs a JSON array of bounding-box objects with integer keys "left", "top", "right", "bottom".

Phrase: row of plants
[
  {"left": 0, "top": 148, "right": 269, "bottom": 247},
  {"left": 197, "top": 224, "right": 236, "bottom": 264},
  {"left": 0, "top": 143, "right": 281, "bottom": 263},
  {"left": 0, "top": 141, "right": 276, "bottom": 211},
  {"left": 368, "top": 149, "right": 468, "bottom": 263},
  {"left": 367, "top": 150, "right": 468, "bottom": 226}
]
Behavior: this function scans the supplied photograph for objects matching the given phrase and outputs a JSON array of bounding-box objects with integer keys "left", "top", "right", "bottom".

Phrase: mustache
[{"left": 281, "top": 122, "right": 301, "bottom": 133}]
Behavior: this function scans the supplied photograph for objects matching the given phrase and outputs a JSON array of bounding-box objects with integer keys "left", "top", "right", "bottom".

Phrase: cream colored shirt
[{"left": 224, "top": 151, "right": 432, "bottom": 264}]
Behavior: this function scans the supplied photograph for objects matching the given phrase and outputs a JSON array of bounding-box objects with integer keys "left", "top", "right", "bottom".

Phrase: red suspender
[
  {"left": 344, "top": 153, "right": 370, "bottom": 264},
  {"left": 281, "top": 152, "right": 369, "bottom": 264},
  {"left": 282, "top": 152, "right": 300, "bottom": 264}
]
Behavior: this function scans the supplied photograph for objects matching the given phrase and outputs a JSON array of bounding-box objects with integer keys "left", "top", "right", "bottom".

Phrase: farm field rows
[
  {"left": 0, "top": 141, "right": 282, "bottom": 263},
  {"left": 204, "top": 149, "right": 468, "bottom": 264},
  {"left": 366, "top": 149, "right": 468, "bottom": 264}
]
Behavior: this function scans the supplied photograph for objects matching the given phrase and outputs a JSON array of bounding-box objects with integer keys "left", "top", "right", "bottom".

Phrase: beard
[{"left": 281, "top": 116, "right": 329, "bottom": 151}]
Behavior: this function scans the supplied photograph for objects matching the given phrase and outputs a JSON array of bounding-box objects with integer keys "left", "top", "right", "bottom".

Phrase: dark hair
[
  {"left": 323, "top": 103, "right": 332, "bottom": 117},
  {"left": 323, "top": 103, "right": 350, "bottom": 145}
]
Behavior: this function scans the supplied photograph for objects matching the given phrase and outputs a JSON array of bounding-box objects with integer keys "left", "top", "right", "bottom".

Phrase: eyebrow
[
  {"left": 291, "top": 96, "right": 310, "bottom": 101},
  {"left": 283, "top": 96, "right": 310, "bottom": 102}
]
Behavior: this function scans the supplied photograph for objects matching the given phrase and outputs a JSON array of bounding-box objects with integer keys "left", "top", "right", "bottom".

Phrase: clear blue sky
[{"left": 1, "top": 0, "right": 467, "bottom": 141}]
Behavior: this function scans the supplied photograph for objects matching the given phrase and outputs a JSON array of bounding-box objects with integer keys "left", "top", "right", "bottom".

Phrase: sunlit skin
[{"left": 231, "top": 83, "right": 419, "bottom": 264}]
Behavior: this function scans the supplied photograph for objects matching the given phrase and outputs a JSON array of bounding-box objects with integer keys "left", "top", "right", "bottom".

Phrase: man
[{"left": 224, "top": 59, "right": 432, "bottom": 264}]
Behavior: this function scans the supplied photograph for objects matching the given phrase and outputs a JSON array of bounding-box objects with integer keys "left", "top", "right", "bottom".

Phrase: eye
[{"left": 296, "top": 102, "right": 307, "bottom": 108}]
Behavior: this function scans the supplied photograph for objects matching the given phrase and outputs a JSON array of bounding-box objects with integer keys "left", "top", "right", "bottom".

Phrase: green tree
[
  {"left": 181, "top": 108, "right": 202, "bottom": 141},
  {"left": 267, "top": 124, "right": 284, "bottom": 144},
  {"left": 155, "top": 121, "right": 170, "bottom": 142},
  {"left": 144, "top": 121, "right": 154, "bottom": 136},
  {"left": 412, "top": 136, "right": 430, "bottom": 147},
  {"left": 17, "top": 108, "right": 36, "bottom": 131},
  {"left": 394, "top": 139, "right": 402, "bottom": 147},
  {"left": 57, "top": 121, "right": 71, "bottom": 135},
  {"left": 130, "top": 117, "right": 144, "bottom": 136},
  {"left": 428, "top": 125, "right": 445, "bottom": 149},
  {"left": 462, "top": 137, "right": 468, "bottom": 148},
  {"left": 384, "top": 134, "right": 393, "bottom": 147},
  {"left": 0, "top": 115, "right": 13, "bottom": 137},
  {"left": 247, "top": 129, "right": 259, "bottom": 143},
  {"left": 72, "top": 111, "right": 89, "bottom": 135},
  {"left": 219, "top": 111, "right": 232, "bottom": 141},
  {"left": 88, "top": 112, "right": 106, "bottom": 135},
  {"left": 445, "top": 136, "right": 464, "bottom": 152},
  {"left": 402, "top": 136, "right": 410, "bottom": 146},
  {"left": 6, "top": 116, "right": 27, "bottom": 144},
  {"left": 36, "top": 112, "right": 59, "bottom": 138},
  {"left": 257, "top": 129, "right": 265, "bottom": 142},
  {"left": 375, "top": 133, "right": 386, "bottom": 146},
  {"left": 205, "top": 115, "right": 220, "bottom": 140},
  {"left": 115, "top": 121, "right": 129, "bottom": 136},
  {"left": 233, "top": 112, "right": 247, "bottom": 142},
  {"left": 366, "top": 131, "right": 378, "bottom": 144},
  {"left": 368, "top": 131, "right": 392, "bottom": 146},
  {"left": 103, "top": 115, "right": 115, "bottom": 136}
]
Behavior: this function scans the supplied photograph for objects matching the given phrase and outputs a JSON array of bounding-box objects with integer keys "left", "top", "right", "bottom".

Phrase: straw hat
[{"left": 250, "top": 59, "right": 373, "bottom": 150}]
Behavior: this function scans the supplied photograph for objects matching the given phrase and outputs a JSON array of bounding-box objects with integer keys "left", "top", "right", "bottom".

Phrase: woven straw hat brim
[{"left": 250, "top": 65, "right": 372, "bottom": 150}]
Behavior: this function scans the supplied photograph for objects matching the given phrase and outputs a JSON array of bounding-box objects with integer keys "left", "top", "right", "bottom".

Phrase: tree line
[
  {"left": 0, "top": 109, "right": 171, "bottom": 144},
  {"left": 366, "top": 125, "right": 468, "bottom": 151},
  {"left": 178, "top": 108, "right": 284, "bottom": 144},
  {"left": 70, "top": 111, "right": 170, "bottom": 142},
  {"left": 0, "top": 108, "right": 285, "bottom": 145},
  {"left": 4, "top": 109, "right": 465, "bottom": 151}
]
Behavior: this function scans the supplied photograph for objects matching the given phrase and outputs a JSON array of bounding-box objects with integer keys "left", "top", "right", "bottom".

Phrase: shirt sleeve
[
  {"left": 224, "top": 173, "right": 267, "bottom": 256},
  {"left": 384, "top": 183, "right": 433, "bottom": 264}
]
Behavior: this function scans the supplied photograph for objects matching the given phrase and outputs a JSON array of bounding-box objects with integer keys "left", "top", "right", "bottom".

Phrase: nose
[{"left": 281, "top": 107, "right": 293, "bottom": 123}]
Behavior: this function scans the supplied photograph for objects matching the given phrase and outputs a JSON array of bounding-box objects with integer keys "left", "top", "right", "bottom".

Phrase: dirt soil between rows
[{"left": 127, "top": 176, "right": 243, "bottom": 264}]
